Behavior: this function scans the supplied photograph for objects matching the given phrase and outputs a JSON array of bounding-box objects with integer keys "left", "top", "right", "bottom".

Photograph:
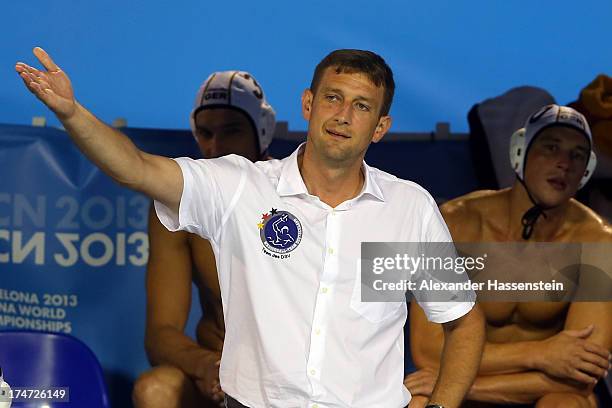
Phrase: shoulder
[
  {"left": 440, "top": 189, "right": 502, "bottom": 219},
  {"left": 174, "top": 155, "right": 268, "bottom": 187},
  {"left": 440, "top": 189, "right": 508, "bottom": 240},
  {"left": 567, "top": 200, "right": 612, "bottom": 242},
  {"left": 175, "top": 154, "right": 255, "bottom": 172},
  {"left": 253, "top": 156, "right": 284, "bottom": 176},
  {"left": 368, "top": 165, "right": 438, "bottom": 206}
]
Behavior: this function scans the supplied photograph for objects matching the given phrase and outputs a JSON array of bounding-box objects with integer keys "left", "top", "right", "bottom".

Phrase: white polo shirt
[{"left": 155, "top": 144, "right": 474, "bottom": 408}]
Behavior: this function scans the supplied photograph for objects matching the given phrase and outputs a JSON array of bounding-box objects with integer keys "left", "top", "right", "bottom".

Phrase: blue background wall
[{"left": 3, "top": 0, "right": 612, "bottom": 132}]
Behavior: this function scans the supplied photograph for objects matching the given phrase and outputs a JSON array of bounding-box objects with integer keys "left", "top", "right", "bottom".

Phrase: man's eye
[
  {"left": 223, "top": 128, "right": 242, "bottom": 136},
  {"left": 544, "top": 144, "right": 558, "bottom": 152},
  {"left": 196, "top": 129, "right": 213, "bottom": 139},
  {"left": 571, "top": 151, "right": 587, "bottom": 161},
  {"left": 356, "top": 103, "right": 370, "bottom": 112},
  {"left": 325, "top": 94, "right": 339, "bottom": 102}
]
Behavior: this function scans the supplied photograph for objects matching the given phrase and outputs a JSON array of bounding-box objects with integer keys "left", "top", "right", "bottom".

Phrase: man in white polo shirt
[{"left": 16, "top": 47, "right": 485, "bottom": 408}]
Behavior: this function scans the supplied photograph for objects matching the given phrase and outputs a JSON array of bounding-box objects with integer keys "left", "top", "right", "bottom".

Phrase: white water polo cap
[
  {"left": 509, "top": 104, "right": 597, "bottom": 189},
  {"left": 190, "top": 71, "right": 276, "bottom": 154}
]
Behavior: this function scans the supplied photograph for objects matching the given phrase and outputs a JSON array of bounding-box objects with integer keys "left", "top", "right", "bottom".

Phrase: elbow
[{"left": 143, "top": 326, "right": 162, "bottom": 365}]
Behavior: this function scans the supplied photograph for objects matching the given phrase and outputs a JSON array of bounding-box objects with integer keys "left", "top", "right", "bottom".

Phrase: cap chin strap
[{"left": 518, "top": 177, "right": 554, "bottom": 240}]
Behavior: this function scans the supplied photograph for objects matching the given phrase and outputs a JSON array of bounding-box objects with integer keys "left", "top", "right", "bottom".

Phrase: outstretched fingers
[
  {"left": 33, "top": 47, "right": 61, "bottom": 72},
  {"left": 16, "top": 65, "right": 43, "bottom": 89},
  {"left": 17, "top": 69, "right": 55, "bottom": 104}
]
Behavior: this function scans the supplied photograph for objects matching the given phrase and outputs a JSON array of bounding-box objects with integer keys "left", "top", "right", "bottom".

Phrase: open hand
[
  {"left": 537, "top": 325, "right": 611, "bottom": 384},
  {"left": 15, "top": 47, "right": 77, "bottom": 120},
  {"left": 404, "top": 367, "right": 438, "bottom": 397},
  {"left": 194, "top": 352, "right": 225, "bottom": 407}
]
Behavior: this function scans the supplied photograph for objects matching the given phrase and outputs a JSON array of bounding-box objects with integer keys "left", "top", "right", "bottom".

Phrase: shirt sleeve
[
  {"left": 154, "top": 155, "right": 246, "bottom": 242},
  {"left": 412, "top": 195, "right": 476, "bottom": 323}
]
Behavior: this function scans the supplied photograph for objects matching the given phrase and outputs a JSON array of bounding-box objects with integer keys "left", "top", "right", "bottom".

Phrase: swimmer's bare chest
[
  {"left": 460, "top": 210, "right": 574, "bottom": 343},
  {"left": 481, "top": 301, "right": 569, "bottom": 343}
]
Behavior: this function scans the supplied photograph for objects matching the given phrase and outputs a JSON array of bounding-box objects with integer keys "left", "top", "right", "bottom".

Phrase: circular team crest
[{"left": 258, "top": 208, "right": 302, "bottom": 254}]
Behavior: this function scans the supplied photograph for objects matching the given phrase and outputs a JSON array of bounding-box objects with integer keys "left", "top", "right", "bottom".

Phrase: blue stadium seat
[{"left": 0, "top": 330, "right": 110, "bottom": 408}]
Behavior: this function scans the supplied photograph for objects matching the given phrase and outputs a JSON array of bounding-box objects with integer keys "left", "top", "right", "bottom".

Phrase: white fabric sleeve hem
[
  {"left": 426, "top": 301, "right": 475, "bottom": 324},
  {"left": 153, "top": 158, "right": 199, "bottom": 233}
]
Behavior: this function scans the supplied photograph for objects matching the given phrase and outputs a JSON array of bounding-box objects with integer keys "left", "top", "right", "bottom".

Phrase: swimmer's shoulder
[
  {"left": 441, "top": 189, "right": 507, "bottom": 221},
  {"left": 440, "top": 189, "right": 509, "bottom": 240},
  {"left": 566, "top": 199, "right": 612, "bottom": 242}
]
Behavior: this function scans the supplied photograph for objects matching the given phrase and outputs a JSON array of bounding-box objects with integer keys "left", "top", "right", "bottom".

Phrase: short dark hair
[{"left": 309, "top": 49, "right": 395, "bottom": 116}]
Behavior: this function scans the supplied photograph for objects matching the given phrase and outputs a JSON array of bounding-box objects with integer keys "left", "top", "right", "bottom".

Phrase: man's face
[
  {"left": 301, "top": 67, "right": 391, "bottom": 164},
  {"left": 193, "top": 108, "right": 259, "bottom": 161},
  {"left": 524, "top": 126, "right": 590, "bottom": 207}
]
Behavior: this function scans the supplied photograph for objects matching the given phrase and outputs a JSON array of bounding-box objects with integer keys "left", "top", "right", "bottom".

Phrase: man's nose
[
  {"left": 333, "top": 102, "right": 353, "bottom": 125},
  {"left": 556, "top": 151, "right": 571, "bottom": 171}
]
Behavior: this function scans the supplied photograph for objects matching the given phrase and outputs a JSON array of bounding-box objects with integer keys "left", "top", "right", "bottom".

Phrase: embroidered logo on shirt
[{"left": 258, "top": 208, "right": 302, "bottom": 255}]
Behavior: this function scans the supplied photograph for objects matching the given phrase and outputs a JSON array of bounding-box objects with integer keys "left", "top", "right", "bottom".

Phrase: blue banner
[{"left": 0, "top": 124, "right": 201, "bottom": 403}]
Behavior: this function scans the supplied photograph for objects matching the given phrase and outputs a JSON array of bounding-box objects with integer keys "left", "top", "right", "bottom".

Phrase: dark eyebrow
[
  {"left": 575, "top": 146, "right": 589, "bottom": 154},
  {"left": 538, "top": 134, "right": 590, "bottom": 153},
  {"left": 321, "top": 87, "right": 374, "bottom": 104}
]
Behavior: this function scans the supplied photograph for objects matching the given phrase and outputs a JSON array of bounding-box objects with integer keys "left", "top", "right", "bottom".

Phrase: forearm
[
  {"left": 430, "top": 307, "right": 485, "bottom": 408},
  {"left": 145, "top": 325, "right": 219, "bottom": 379},
  {"left": 61, "top": 102, "right": 147, "bottom": 189},
  {"left": 478, "top": 340, "right": 541, "bottom": 375},
  {"left": 467, "top": 371, "right": 591, "bottom": 404}
]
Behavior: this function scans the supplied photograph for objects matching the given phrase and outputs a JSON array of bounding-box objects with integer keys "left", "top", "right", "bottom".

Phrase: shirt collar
[{"left": 276, "top": 143, "right": 385, "bottom": 203}]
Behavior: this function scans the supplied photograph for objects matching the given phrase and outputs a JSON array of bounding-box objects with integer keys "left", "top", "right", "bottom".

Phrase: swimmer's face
[
  {"left": 524, "top": 126, "right": 590, "bottom": 207},
  {"left": 302, "top": 67, "right": 391, "bottom": 164},
  {"left": 193, "top": 108, "right": 259, "bottom": 161}
]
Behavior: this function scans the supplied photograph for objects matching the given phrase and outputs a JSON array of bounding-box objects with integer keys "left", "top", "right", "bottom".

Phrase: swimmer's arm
[
  {"left": 408, "top": 301, "right": 530, "bottom": 376},
  {"left": 409, "top": 300, "right": 554, "bottom": 375},
  {"left": 466, "top": 303, "right": 611, "bottom": 404},
  {"left": 145, "top": 206, "right": 219, "bottom": 377},
  {"left": 478, "top": 340, "right": 556, "bottom": 375},
  {"left": 16, "top": 48, "right": 182, "bottom": 213},
  {"left": 565, "top": 301, "right": 612, "bottom": 350},
  {"left": 467, "top": 371, "right": 593, "bottom": 404},
  {"left": 409, "top": 306, "right": 596, "bottom": 407},
  {"left": 559, "top": 302, "right": 612, "bottom": 379},
  {"left": 410, "top": 300, "right": 609, "bottom": 380},
  {"left": 458, "top": 316, "right": 609, "bottom": 378}
]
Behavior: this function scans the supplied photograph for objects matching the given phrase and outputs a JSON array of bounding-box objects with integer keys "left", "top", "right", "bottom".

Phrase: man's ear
[
  {"left": 372, "top": 115, "right": 392, "bottom": 143},
  {"left": 301, "top": 89, "right": 313, "bottom": 121}
]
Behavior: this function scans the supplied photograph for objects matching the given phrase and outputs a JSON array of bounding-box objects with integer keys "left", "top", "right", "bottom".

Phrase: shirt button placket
[{"left": 306, "top": 209, "right": 339, "bottom": 398}]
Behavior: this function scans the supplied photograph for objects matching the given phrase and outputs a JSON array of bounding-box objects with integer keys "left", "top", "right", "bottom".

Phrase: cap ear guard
[
  {"left": 509, "top": 127, "right": 597, "bottom": 189},
  {"left": 580, "top": 150, "right": 597, "bottom": 189},
  {"left": 509, "top": 128, "right": 527, "bottom": 179}
]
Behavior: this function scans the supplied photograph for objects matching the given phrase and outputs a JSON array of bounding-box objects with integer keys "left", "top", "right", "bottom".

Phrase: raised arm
[{"left": 15, "top": 47, "right": 182, "bottom": 213}]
